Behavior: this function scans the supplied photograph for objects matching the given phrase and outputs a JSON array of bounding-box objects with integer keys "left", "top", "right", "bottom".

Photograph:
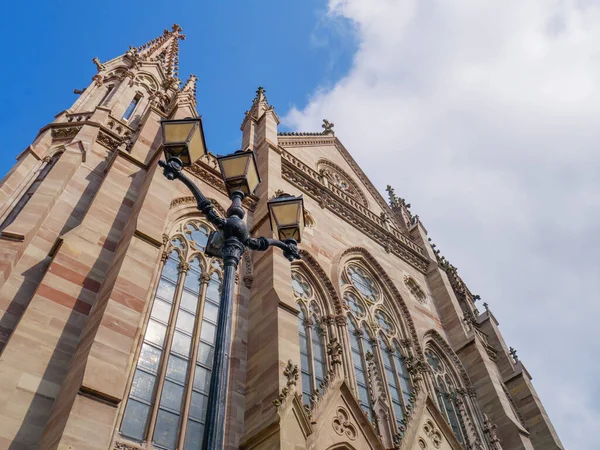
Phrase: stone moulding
[
  {"left": 279, "top": 135, "right": 407, "bottom": 232},
  {"left": 281, "top": 154, "right": 429, "bottom": 274}
]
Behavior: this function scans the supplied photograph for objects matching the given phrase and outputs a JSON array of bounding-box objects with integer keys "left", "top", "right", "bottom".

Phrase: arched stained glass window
[
  {"left": 292, "top": 271, "right": 328, "bottom": 405},
  {"left": 120, "top": 220, "right": 222, "bottom": 450},
  {"left": 340, "top": 260, "right": 414, "bottom": 436},
  {"left": 425, "top": 349, "right": 466, "bottom": 445}
]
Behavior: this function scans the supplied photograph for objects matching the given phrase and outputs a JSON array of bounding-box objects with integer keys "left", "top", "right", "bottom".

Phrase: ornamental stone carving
[
  {"left": 317, "top": 159, "right": 368, "bottom": 207},
  {"left": 423, "top": 420, "right": 443, "bottom": 449},
  {"left": 332, "top": 407, "right": 357, "bottom": 440}
]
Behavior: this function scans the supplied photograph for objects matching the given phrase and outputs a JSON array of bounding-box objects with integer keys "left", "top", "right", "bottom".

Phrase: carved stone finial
[
  {"left": 322, "top": 119, "right": 335, "bottom": 135},
  {"left": 509, "top": 347, "right": 519, "bottom": 363},
  {"left": 92, "top": 57, "right": 105, "bottom": 72},
  {"left": 273, "top": 360, "right": 299, "bottom": 408},
  {"left": 73, "top": 88, "right": 85, "bottom": 95},
  {"left": 256, "top": 86, "right": 266, "bottom": 97},
  {"left": 483, "top": 302, "right": 489, "bottom": 312}
]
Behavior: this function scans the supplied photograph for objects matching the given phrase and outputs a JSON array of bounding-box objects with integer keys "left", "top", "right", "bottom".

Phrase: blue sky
[
  {"left": 1, "top": 1, "right": 598, "bottom": 449},
  {"left": 0, "top": 0, "right": 355, "bottom": 170}
]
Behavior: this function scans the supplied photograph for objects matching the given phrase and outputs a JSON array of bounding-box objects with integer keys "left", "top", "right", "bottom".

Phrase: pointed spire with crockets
[
  {"left": 135, "top": 24, "right": 186, "bottom": 79},
  {"left": 180, "top": 74, "right": 198, "bottom": 105}
]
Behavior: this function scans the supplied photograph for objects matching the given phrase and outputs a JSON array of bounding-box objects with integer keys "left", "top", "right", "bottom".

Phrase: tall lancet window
[
  {"left": 120, "top": 219, "right": 222, "bottom": 450},
  {"left": 425, "top": 348, "right": 466, "bottom": 445},
  {"left": 0, "top": 152, "right": 61, "bottom": 230},
  {"left": 292, "top": 271, "right": 328, "bottom": 405},
  {"left": 122, "top": 93, "right": 142, "bottom": 121},
  {"left": 340, "top": 261, "right": 414, "bottom": 433}
]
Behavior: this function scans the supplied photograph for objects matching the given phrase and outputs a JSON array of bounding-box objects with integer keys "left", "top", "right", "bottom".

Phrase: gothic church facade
[{"left": 0, "top": 26, "right": 563, "bottom": 450}]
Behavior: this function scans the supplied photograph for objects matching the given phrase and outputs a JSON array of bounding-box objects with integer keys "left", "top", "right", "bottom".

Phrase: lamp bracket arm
[
  {"left": 246, "top": 237, "right": 301, "bottom": 261},
  {"left": 159, "top": 158, "right": 226, "bottom": 229}
]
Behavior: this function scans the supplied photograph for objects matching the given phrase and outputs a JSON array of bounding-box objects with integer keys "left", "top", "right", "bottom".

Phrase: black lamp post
[{"left": 158, "top": 117, "right": 303, "bottom": 450}]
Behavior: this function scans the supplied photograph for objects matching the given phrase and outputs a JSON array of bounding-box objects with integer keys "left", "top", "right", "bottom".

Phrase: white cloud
[{"left": 284, "top": 1, "right": 600, "bottom": 448}]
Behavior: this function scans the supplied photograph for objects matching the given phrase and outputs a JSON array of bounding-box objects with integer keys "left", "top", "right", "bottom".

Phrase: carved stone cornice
[
  {"left": 97, "top": 130, "right": 122, "bottom": 151},
  {"left": 169, "top": 196, "right": 227, "bottom": 217},
  {"left": 281, "top": 152, "right": 428, "bottom": 273},
  {"left": 51, "top": 126, "right": 82, "bottom": 139}
]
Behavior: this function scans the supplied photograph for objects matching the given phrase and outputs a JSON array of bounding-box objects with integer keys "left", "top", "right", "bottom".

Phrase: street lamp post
[{"left": 158, "top": 118, "right": 304, "bottom": 450}]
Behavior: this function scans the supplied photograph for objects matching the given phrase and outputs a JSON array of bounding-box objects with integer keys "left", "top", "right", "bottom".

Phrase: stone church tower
[{"left": 0, "top": 26, "right": 563, "bottom": 450}]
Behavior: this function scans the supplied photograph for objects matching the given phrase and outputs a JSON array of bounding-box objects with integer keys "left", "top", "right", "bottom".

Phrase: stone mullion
[
  {"left": 337, "top": 315, "right": 355, "bottom": 390},
  {"left": 146, "top": 262, "right": 189, "bottom": 444},
  {"left": 369, "top": 337, "right": 394, "bottom": 442},
  {"left": 177, "top": 271, "right": 210, "bottom": 448}
]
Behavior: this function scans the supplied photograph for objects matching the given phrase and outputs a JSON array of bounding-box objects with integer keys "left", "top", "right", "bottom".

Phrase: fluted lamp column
[{"left": 158, "top": 118, "right": 303, "bottom": 450}]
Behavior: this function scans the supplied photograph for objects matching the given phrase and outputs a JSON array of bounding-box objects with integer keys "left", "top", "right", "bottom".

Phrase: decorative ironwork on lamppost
[{"left": 158, "top": 117, "right": 303, "bottom": 450}]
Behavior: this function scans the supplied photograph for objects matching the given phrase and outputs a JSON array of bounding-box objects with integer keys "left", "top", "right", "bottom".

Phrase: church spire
[{"left": 134, "top": 24, "right": 186, "bottom": 79}]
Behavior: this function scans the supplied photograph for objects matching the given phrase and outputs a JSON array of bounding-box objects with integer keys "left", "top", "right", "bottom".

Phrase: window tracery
[
  {"left": 317, "top": 159, "right": 368, "bottom": 207},
  {"left": 292, "top": 271, "right": 328, "bottom": 405},
  {"left": 120, "top": 218, "right": 223, "bottom": 450},
  {"left": 340, "top": 260, "right": 414, "bottom": 435}
]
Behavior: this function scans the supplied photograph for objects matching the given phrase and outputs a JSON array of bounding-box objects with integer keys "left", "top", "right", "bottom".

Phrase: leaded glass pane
[
  {"left": 171, "top": 331, "right": 192, "bottom": 357},
  {"left": 301, "top": 353, "right": 310, "bottom": 370},
  {"left": 197, "top": 342, "right": 214, "bottom": 366},
  {"left": 184, "top": 420, "right": 204, "bottom": 450},
  {"left": 165, "top": 355, "right": 188, "bottom": 384},
  {"left": 162, "top": 257, "right": 179, "bottom": 282},
  {"left": 153, "top": 409, "right": 180, "bottom": 449},
  {"left": 151, "top": 299, "right": 172, "bottom": 323},
  {"left": 189, "top": 391, "right": 208, "bottom": 421},
  {"left": 139, "top": 343, "right": 162, "bottom": 374},
  {"left": 200, "top": 321, "right": 216, "bottom": 345},
  {"left": 156, "top": 278, "right": 177, "bottom": 302},
  {"left": 180, "top": 290, "right": 199, "bottom": 313},
  {"left": 121, "top": 399, "right": 150, "bottom": 441},
  {"left": 203, "top": 301, "right": 219, "bottom": 322},
  {"left": 176, "top": 310, "right": 196, "bottom": 334},
  {"left": 184, "top": 271, "right": 201, "bottom": 293},
  {"left": 193, "top": 365, "right": 211, "bottom": 393},
  {"left": 131, "top": 370, "right": 155, "bottom": 402},
  {"left": 206, "top": 279, "right": 220, "bottom": 302},
  {"left": 160, "top": 380, "right": 184, "bottom": 413}
]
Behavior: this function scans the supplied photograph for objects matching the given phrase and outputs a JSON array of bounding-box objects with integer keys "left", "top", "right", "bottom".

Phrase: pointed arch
[
  {"left": 422, "top": 329, "right": 472, "bottom": 389},
  {"left": 316, "top": 159, "right": 368, "bottom": 207},
  {"left": 297, "top": 249, "right": 343, "bottom": 315},
  {"left": 335, "top": 247, "right": 422, "bottom": 356}
]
